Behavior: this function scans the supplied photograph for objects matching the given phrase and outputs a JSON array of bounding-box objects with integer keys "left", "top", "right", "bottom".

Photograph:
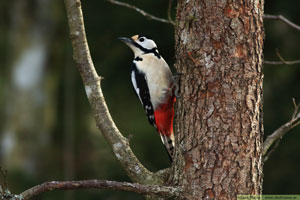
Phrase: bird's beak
[{"left": 118, "top": 37, "right": 134, "bottom": 45}]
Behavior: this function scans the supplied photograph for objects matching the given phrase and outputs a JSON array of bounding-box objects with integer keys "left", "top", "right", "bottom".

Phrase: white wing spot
[
  {"left": 131, "top": 71, "right": 143, "bottom": 103},
  {"left": 131, "top": 71, "right": 138, "bottom": 90},
  {"left": 159, "top": 134, "right": 164, "bottom": 144}
]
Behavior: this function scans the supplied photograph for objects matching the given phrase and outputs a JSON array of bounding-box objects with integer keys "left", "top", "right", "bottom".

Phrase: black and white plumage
[
  {"left": 131, "top": 63, "right": 156, "bottom": 128},
  {"left": 119, "top": 35, "right": 176, "bottom": 160}
]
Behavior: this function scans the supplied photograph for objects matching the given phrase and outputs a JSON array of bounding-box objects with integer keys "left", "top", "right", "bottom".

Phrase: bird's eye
[{"left": 139, "top": 37, "right": 145, "bottom": 42}]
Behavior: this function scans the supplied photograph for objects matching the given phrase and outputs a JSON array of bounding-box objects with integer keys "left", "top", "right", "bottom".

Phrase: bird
[{"left": 119, "top": 35, "right": 176, "bottom": 160}]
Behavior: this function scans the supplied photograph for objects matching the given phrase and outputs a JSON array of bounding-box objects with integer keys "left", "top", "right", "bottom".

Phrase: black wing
[{"left": 131, "top": 63, "right": 156, "bottom": 128}]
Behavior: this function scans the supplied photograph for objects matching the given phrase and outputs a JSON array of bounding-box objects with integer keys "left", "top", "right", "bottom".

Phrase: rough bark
[{"left": 172, "top": 0, "right": 264, "bottom": 199}]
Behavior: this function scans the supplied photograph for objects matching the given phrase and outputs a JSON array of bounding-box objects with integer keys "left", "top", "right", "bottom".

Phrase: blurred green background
[{"left": 0, "top": 0, "right": 299, "bottom": 199}]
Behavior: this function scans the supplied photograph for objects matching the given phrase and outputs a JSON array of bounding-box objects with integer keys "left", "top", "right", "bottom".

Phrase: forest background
[{"left": 0, "top": 0, "right": 300, "bottom": 199}]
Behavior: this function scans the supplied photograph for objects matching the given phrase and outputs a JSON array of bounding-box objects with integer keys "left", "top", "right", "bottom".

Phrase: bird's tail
[
  {"left": 154, "top": 95, "right": 176, "bottom": 161},
  {"left": 159, "top": 132, "right": 175, "bottom": 161}
]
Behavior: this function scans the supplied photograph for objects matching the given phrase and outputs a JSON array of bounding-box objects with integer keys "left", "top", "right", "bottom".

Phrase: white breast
[{"left": 136, "top": 54, "right": 174, "bottom": 109}]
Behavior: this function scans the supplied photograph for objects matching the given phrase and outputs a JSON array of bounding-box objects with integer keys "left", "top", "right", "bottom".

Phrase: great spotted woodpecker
[{"left": 119, "top": 35, "right": 176, "bottom": 159}]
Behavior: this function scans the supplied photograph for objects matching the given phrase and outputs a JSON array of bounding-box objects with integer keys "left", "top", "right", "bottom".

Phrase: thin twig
[
  {"left": 264, "top": 49, "right": 300, "bottom": 65},
  {"left": 19, "top": 180, "right": 181, "bottom": 200},
  {"left": 264, "top": 138, "right": 281, "bottom": 162},
  {"left": 167, "top": 0, "right": 175, "bottom": 24},
  {"left": 263, "top": 99, "right": 300, "bottom": 159},
  {"left": 107, "top": 0, "right": 175, "bottom": 25},
  {"left": 264, "top": 60, "right": 300, "bottom": 65},
  {"left": 264, "top": 53, "right": 300, "bottom": 65},
  {"left": 275, "top": 49, "right": 286, "bottom": 63},
  {"left": 263, "top": 14, "right": 300, "bottom": 32},
  {"left": 263, "top": 15, "right": 300, "bottom": 65},
  {"left": 292, "top": 98, "right": 300, "bottom": 119}
]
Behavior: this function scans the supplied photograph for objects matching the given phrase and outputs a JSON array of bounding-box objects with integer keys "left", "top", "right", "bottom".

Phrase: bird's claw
[{"left": 173, "top": 73, "right": 182, "bottom": 98}]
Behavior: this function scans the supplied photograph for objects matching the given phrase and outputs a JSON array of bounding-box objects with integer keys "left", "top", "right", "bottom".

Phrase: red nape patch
[{"left": 154, "top": 95, "right": 176, "bottom": 136}]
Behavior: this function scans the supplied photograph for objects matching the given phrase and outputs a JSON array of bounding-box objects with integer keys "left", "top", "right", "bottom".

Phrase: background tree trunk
[
  {"left": 0, "top": 0, "right": 56, "bottom": 174},
  {"left": 172, "top": 0, "right": 264, "bottom": 199}
]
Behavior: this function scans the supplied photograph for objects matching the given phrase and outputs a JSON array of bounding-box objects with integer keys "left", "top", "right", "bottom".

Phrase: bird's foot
[{"left": 173, "top": 73, "right": 182, "bottom": 98}]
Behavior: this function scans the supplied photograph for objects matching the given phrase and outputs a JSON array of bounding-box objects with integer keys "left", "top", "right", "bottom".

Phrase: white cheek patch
[{"left": 137, "top": 39, "right": 157, "bottom": 50}]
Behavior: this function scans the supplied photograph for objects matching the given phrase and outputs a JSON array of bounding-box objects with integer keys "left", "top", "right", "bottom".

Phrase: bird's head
[{"left": 118, "top": 35, "right": 158, "bottom": 57}]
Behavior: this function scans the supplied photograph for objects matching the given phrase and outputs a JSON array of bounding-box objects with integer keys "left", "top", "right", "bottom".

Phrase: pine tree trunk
[{"left": 172, "top": 0, "right": 264, "bottom": 199}]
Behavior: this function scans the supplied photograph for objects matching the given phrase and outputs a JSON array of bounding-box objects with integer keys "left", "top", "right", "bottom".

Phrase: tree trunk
[
  {"left": 172, "top": 0, "right": 264, "bottom": 199},
  {"left": 1, "top": 0, "right": 56, "bottom": 174}
]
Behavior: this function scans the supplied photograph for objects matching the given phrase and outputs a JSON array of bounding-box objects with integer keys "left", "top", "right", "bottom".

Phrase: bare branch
[
  {"left": 264, "top": 14, "right": 300, "bottom": 32},
  {"left": 264, "top": 49, "right": 300, "bottom": 65},
  {"left": 63, "top": 0, "right": 165, "bottom": 185},
  {"left": 292, "top": 98, "right": 300, "bottom": 119},
  {"left": 263, "top": 15, "right": 300, "bottom": 65},
  {"left": 264, "top": 60, "right": 300, "bottom": 65},
  {"left": 263, "top": 99, "right": 300, "bottom": 159},
  {"left": 19, "top": 180, "right": 181, "bottom": 200},
  {"left": 167, "top": 0, "right": 175, "bottom": 24},
  {"left": 263, "top": 138, "right": 281, "bottom": 162},
  {"left": 275, "top": 48, "right": 286, "bottom": 63},
  {"left": 107, "top": 0, "right": 175, "bottom": 25}
]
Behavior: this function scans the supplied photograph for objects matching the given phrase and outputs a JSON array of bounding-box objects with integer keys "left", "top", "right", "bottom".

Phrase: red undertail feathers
[{"left": 154, "top": 95, "right": 176, "bottom": 159}]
